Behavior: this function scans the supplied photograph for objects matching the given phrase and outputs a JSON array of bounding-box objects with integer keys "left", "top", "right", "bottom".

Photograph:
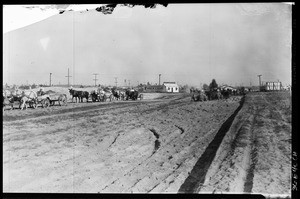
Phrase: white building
[{"left": 162, "top": 82, "right": 179, "bottom": 93}]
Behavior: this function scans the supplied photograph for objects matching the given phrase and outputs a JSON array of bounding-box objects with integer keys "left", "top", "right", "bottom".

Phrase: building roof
[
  {"left": 163, "top": 82, "right": 179, "bottom": 87},
  {"left": 220, "top": 85, "right": 236, "bottom": 90}
]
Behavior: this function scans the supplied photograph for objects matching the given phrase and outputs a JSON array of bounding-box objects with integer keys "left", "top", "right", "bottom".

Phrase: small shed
[{"left": 163, "top": 82, "right": 179, "bottom": 93}]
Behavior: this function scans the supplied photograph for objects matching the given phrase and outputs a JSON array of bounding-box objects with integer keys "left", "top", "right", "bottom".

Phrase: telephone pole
[
  {"left": 49, "top": 73, "right": 52, "bottom": 87},
  {"left": 159, "top": 74, "right": 161, "bottom": 85},
  {"left": 128, "top": 80, "right": 131, "bottom": 87},
  {"left": 114, "top": 77, "right": 118, "bottom": 87},
  {"left": 93, "top": 73, "right": 99, "bottom": 87},
  {"left": 65, "top": 68, "right": 72, "bottom": 87}
]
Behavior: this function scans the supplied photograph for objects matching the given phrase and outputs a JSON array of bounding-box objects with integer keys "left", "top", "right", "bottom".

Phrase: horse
[
  {"left": 3, "top": 89, "right": 12, "bottom": 98},
  {"left": 19, "top": 96, "right": 30, "bottom": 110},
  {"left": 125, "top": 89, "right": 139, "bottom": 100},
  {"left": 191, "top": 90, "right": 207, "bottom": 102},
  {"left": 81, "top": 91, "right": 89, "bottom": 102},
  {"left": 98, "top": 89, "right": 113, "bottom": 102},
  {"left": 69, "top": 88, "right": 83, "bottom": 103},
  {"left": 57, "top": 94, "right": 68, "bottom": 106},
  {"left": 11, "top": 89, "right": 23, "bottom": 97},
  {"left": 119, "top": 91, "right": 126, "bottom": 100},
  {"left": 3, "top": 96, "right": 14, "bottom": 111},
  {"left": 111, "top": 88, "right": 121, "bottom": 100},
  {"left": 18, "top": 90, "right": 38, "bottom": 109},
  {"left": 221, "top": 89, "right": 231, "bottom": 99},
  {"left": 210, "top": 90, "right": 223, "bottom": 100},
  {"left": 90, "top": 90, "right": 100, "bottom": 102},
  {"left": 204, "top": 89, "right": 223, "bottom": 100}
]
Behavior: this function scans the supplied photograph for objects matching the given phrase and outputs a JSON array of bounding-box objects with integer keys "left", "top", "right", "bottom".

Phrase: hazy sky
[{"left": 3, "top": 3, "right": 292, "bottom": 87}]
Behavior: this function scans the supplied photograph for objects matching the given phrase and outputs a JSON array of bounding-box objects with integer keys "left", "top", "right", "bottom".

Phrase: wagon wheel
[
  {"left": 139, "top": 94, "right": 143, "bottom": 100},
  {"left": 50, "top": 101, "right": 55, "bottom": 106},
  {"left": 42, "top": 98, "right": 50, "bottom": 108}
]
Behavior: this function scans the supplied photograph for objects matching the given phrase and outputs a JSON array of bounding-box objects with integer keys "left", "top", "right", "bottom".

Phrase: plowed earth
[
  {"left": 199, "top": 92, "right": 291, "bottom": 197},
  {"left": 3, "top": 91, "right": 291, "bottom": 196}
]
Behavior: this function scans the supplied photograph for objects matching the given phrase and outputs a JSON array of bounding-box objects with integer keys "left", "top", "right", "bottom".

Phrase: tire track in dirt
[
  {"left": 149, "top": 128, "right": 161, "bottom": 156},
  {"left": 100, "top": 125, "right": 193, "bottom": 192},
  {"left": 178, "top": 96, "right": 245, "bottom": 193},
  {"left": 3, "top": 100, "right": 164, "bottom": 125},
  {"left": 243, "top": 106, "right": 259, "bottom": 193}
]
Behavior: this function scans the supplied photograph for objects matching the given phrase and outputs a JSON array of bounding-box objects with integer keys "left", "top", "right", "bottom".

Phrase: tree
[
  {"left": 209, "top": 79, "right": 218, "bottom": 91},
  {"left": 202, "top": 83, "right": 209, "bottom": 91}
]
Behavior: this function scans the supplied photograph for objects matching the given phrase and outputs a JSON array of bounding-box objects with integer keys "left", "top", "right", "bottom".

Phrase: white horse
[
  {"left": 19, "top": 90, "right": 38, "bottom": 110},
  {"left": 97, "top": 88, "right": 113, "bottom": 102}
]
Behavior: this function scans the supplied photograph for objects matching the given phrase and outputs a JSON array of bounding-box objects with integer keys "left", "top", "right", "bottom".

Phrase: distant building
[
  {"left": 144, "top": 85, "right": 164, "bottom": 92},
  {"left": 144, "top": 82, "right": 179, "bottom": 93},
  {"left": 163, "top": 82, "right": 179, "bottom": 93},
  {"left": 219, "top": 85, "right": 237, "bottom": 92},
  {"left": 260, "top": 81, "right": 282, "bottom": 91}
]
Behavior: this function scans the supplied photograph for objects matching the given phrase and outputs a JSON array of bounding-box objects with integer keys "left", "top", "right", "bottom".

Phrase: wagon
[
  {"left": 36, "top": 93, "right": 67, "bottom": 108},
  {"left": 138, "top": 93, "right": 143, "bottom": 100}
]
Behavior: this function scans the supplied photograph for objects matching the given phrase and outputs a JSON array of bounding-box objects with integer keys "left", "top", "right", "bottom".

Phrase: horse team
[
  {"left": 190, "top": 88, "right": 244, "bottom": 102},
  {"left": 3, "top": 89, "right": 39, "bottom": 110},
  {"left": 68, "top": 87, "right": 143, "bottom": 103},
  {"left": 3, "top": 89, "right": 67, "bottom": 111},
  {"left": 3, "top": 87, "right": 143, "bottom": 111}
]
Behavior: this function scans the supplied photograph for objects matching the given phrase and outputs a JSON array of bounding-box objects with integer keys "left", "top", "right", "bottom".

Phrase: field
[{"left": 3, "top": 88, "right": 291, "bottom": 196}]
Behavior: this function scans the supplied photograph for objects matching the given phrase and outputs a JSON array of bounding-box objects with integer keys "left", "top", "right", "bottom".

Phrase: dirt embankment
[
  {"left": 198, "top": 92, "right": 291, "bottom": 197},
  {"left": 3, "top": 93, "right": 241, "bottom": 193}
]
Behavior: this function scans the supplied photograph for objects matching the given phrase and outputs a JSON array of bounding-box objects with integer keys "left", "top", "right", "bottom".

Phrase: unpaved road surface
[
  {"left": 199, "top": 92, "right": 291, "bottom": 197},
  {"left": 3, "top": 93, "right": 241, "bottom": 193},
  {"left": 3, "top": 92, "right": 291, "bottom": 195}
]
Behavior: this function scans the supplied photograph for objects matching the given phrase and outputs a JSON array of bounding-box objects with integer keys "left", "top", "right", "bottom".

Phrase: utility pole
[
  {"left": 257, "top": 75, "right": 262, "bottom": 87},
  {"left": 49, "top": 73, "right": 52, "bottom": 87},
  {"left": 65, "top": 68, "right": 72, "bottom": 87},
  {"left": 93, "top": 73, "right": 99, "bottom": 87},
  {"left": 159, "top": 74, "right": 161, "bottom": 85},
  {"left": 128, "top": 80, "right": 131, "bottom": 88},
  {"left": 114, "top": 77, "right": 118, "bottom": 87}
]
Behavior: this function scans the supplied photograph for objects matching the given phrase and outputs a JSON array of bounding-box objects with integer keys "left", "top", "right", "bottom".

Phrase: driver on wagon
[{"left": 39, "top": 88, "right": 45, "bottom": 96}]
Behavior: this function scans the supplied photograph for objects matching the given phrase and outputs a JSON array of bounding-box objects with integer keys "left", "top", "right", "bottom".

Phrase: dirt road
[
  {"left": 3, "top": 93, "right": 241, "bottom": 193},
  {"left": 198, "top": 92, "right": 291, "bottom": 196},
  {"left": 3, "top": 92, "right": 291, "bottom": 195}
]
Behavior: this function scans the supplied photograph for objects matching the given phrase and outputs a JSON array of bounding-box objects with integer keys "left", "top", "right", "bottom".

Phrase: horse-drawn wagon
[{"left": 36, "top": 93, "right": 68, "bottom": 107}]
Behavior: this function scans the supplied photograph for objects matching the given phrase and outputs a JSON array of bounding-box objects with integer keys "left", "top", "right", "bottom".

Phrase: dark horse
[
  {"left": 221, "top": 89, "right": 231, "bottom": 99},
  {"left": 69, "top": 89, "right": 89, "bottom": 103},
  {"left": 205, "top": 89, "right": 223, "bottom": 100},
  {"left": 111, "top": 88, "right": 120, "bottom": 100},
  {"left": 125, "top": 89, "right": 139, "bottom": 100}
]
